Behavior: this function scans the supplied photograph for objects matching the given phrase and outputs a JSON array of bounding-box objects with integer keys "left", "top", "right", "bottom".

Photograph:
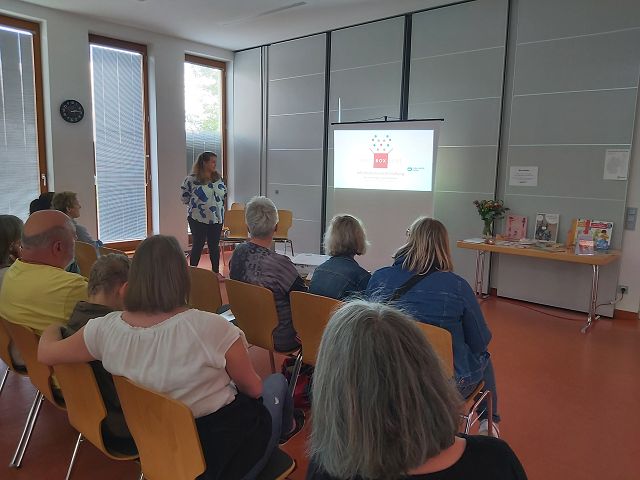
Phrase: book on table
[
  {"left": 534, "top": 213, "right": 559, "bottom": 242},
  {"left": 504, "top": 214, "right": 528, "bottom": 240},
  {"left": 575, "top": 234, "right": 595, "bottom": 255},
  {"left": 574, "top": 219, "right": 613, "bottom": 251}
]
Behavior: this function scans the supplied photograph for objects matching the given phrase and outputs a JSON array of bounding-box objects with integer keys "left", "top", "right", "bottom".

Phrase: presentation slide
[
  {"left": 327, "top": 120, "right": 441, "bottom": 270},
  {"left": 334, "top": 128, "right": 434, "bottom": 191}
]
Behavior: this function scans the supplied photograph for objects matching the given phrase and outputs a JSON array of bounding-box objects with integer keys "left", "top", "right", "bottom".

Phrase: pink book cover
[{"left": 504, "top": 214, "right": 528, "bottom": 240}]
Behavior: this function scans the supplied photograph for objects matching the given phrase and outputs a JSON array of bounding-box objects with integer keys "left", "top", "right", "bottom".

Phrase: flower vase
[{"left": 482, "top": 219, "right": 495, "bottom": 244}]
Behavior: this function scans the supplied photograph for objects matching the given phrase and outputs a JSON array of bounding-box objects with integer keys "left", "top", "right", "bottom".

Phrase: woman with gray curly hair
[
  {"left": 229, "top": 196, "right": 307, "bottom": 352},
  {"left": 307, "top": 300, "right": 527, "bottom": 480}
]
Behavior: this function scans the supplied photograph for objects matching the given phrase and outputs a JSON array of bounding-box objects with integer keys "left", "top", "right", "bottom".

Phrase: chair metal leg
[
  {"left": 0, "top": 367, "right": 9, "bottom": 394},
  {"left": 269, "top": 351, "right": 276, "bottom": 373},
  {"left": 287, "top": 351, "right": 303, "bottom": 398},
  {"left": 463, "top": 389, "right": 491, "bottom": 434},
  {"left": 10, "top": 391, "right": 44, "bottom": 468},
  {"left": 288, "top": 240, "right": 294, "bottom": 257},
  {"left": 64, "top": 433, "right": 84, "bottom": 480}
]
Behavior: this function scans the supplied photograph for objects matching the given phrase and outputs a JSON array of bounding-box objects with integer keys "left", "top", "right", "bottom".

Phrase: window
[
  {"left": 0, "top": 15, "right": 46, "bottom": 219},
  {"left": 89, "top": 35, "right": 150, "bottom": 247},
  {"left": 184, "top": 55, "right": 227, "bottom": 179}
]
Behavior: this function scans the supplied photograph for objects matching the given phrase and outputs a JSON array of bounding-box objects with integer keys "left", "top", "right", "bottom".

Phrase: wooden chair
[
  {"left": 220, "top": 209, "right": 249, "bottom": 267},
  {"left": 75, "top": 241, "right": 98, "bottom": 278},
  {"left": 188, "top": 266, "right": 223, "bottom": 314},
  {"left": 53, "top": 362, "right": 140, "bottom": 480},
  {"left": 413, "top": 322, "right": 492, "bottom": 435},
  {"left": 290, "top": 292, "right": 343, "bottom": 367},
  {"left": 2, "top": 320, "right": 67, "bottom": 468},
  {"left": 230, "top": 202, "right": 245, "bottom": 210},
  {"left": 225, "top": 279, "right": 300, "bottom": 374},
  {"left": 113, "top": 375, "right": 296, "bottom": 480},
  {"left": 274, "top": 210, "right": 294, "bottom": 256},
  {"left": 0, "top": 316, "right": 28, "bottom": 395},
  {"left": 99, "top": 246, "right": 127, "bottom": 257}
]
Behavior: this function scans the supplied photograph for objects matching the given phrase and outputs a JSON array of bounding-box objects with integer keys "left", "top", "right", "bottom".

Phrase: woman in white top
[{"left": 38, "top": 234, "right": 301, "bottom": 480}]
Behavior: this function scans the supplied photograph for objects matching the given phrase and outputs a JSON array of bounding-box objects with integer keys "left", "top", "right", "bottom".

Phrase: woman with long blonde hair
[{"left": 366, "top": 217, "right": 501, "bottom": 437}]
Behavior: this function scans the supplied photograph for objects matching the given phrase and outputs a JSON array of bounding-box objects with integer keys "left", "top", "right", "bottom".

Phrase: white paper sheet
[
  {"left": 603, "top": 149, "right": 630, "bottom": 180},
  {"left": 509, "top": 166, "right": 538, "bottom": 187}
]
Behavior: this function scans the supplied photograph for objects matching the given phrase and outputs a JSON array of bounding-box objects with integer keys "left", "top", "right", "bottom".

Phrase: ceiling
[{"left": 20, "top": 0, "right": 452, "bottom": 51}]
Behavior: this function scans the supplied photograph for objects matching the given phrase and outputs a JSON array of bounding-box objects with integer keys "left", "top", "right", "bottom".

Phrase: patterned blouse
[{"left": 180, "top": 174, "right": 226, "bottom": 225}]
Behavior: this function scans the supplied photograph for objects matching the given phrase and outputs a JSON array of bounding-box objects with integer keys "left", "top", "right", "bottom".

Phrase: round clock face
[{"left": 60, "top": 99, "right": 84, "bottom": 123}]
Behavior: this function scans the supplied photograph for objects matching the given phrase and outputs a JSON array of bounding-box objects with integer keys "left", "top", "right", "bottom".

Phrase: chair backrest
[
  {"left": 223, "top": 210, "right": 249, "bottom": 239},
  {"left": 290, "top": 292, "right": 342, "bottom": 366},
  {"left": 188, "top": 266, "right": 223, "bottom": 313},
  {"left": 274, "top": 210, "right": 293, "bottom": 239},
  {"left": 75, "top": 241, "right": 98, "bottom": 278},
  {"left": 225, "top": 279, "right": 279, "bottom": 351},
  {"left": 2, "top": 320, "right": 65, "bottom": 408},
  {"left": 53, "top": 362, "right": 112, "bottom": 456},
  {"left": 230, "top": 202, "right": 245, "bottom": 210},
  {"left": 113, "top": 375, "right": 205, "bottom": 480},
  {"left": 413, "top": 322, "right": 454, "bottom": 378},
  {"left": 99, "top": 246, "right": 127, "bottom": 257},
  {"left": 0, "top": 316, "right": 24, "bottom": 372}
]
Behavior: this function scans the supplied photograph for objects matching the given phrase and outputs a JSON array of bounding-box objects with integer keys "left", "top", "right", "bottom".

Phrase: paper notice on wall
[
  {"left": 603, "top": 149, "right": 630, "bottom": 180},
  {"left": 509, "top": 166, "right": 538, "bottom": 187}
]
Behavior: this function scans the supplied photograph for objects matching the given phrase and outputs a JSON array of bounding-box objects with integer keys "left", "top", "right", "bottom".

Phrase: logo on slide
[{"left": 370, "top": 134, "right": 392, "bottom": 168}]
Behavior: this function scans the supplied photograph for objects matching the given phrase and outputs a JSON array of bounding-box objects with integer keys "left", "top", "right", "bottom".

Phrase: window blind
[
  {"left": 0, "top": 26, "right": 40, "bottom": 220},
  {"left": 91, "top": 44, "right": 147, "bottom": 243}
]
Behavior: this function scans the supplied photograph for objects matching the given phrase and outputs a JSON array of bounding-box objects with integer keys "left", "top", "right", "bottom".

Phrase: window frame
[
  {"left": 0, "top": 14, "right": 47, "bottom": 194},
  {"left": 89, "top": 34, "right": 151, "bottom": 251},
  {"left": 184, "top": 54, "right": 228, "bottom": 185}
]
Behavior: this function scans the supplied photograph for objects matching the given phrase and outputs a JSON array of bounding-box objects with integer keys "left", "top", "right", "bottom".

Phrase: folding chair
[
  {"left": 273, "top": 210, "right": 294, "bottom": 256},
  {"left": 290, "top": 291, "right": 343, "bottom": 367},
  {"left": 225, "top": 279, "right": 302, "bottom": 381},
  {"left": 220, "top": 210, "right": 249, "bottom": 267},
  {"left": 113, "top": 375, "right": 295, "bottom": 480},
  {"left": 413, "top": 322, "right": 493, "bottom": 435},
  {"left": 0, "top": 316, "right": 28, "bottom": 395},
  {"left": 54, "top": 362, "right": 140, "bottom": 480},
  {"left": 187, "top": 266, "right": 223, "bottom": 313},
  {"left": 2, "top": 320, "right": 67, "bottom": 468},
  {"left": 75, "top": 241, "right": 98, "bottom": 278}
]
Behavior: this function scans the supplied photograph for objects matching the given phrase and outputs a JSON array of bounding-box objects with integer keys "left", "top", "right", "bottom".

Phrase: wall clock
[{"left": 59, "top": 99, "right": 84, "bottom": 123}]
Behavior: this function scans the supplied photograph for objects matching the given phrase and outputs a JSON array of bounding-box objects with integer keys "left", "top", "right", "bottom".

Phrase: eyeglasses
[{"left": 406, "top": 228, "right": 410, "bottom": 237}]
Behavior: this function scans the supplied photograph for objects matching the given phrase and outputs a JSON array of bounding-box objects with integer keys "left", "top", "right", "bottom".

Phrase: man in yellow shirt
[{"left": 0, "top": 210, "right": 87, "bottom": 334}]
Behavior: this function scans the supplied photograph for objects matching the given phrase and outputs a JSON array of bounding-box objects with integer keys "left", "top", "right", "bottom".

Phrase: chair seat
[{"left": 256, "top": 447, "right": 296, "bottom": 480}]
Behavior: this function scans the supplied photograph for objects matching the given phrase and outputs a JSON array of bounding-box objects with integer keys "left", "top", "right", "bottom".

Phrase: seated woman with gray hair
[
  {"left": 309, "top": 214, "right": 370, "bottom": 300},
  {"left": 307, "top": 300, "right": 527, "bottom": 480},
  {"left": 229, "top": 196, "right": 307, "bottom": 352}
]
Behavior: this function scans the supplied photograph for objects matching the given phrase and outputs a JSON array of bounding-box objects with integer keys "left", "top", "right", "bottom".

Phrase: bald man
[{"left": 0, "top": 210, "right": 88, "bottom": 334}]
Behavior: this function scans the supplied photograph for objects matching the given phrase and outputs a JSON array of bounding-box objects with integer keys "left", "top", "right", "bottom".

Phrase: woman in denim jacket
[
  {"left": 366, "top": 217, "right": 500, "bottom": 436},
  {"left": 310, "top": 215, "right": 370, "bottom": 300}
]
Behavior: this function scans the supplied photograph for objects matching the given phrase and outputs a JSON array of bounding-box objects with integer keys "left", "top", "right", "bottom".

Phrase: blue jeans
[
  {"left": 242, "top": 374, "right": 294, "bottom": 480},
  {"left": 458, "top": 357, "right": 500, "bottom": 423}
]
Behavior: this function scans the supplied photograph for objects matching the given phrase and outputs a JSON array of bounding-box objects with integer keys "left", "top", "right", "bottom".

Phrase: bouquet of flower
[{"left": 473, "top": 199, "right": 509, "bottom": 237}]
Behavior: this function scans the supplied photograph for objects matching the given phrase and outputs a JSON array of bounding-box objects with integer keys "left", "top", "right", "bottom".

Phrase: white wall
[
  {"left": 1, "top": 0, "right": 233, "bottom": 249},
  {"left": 616, "top": 92, "right": 640, "bottom": 315}
]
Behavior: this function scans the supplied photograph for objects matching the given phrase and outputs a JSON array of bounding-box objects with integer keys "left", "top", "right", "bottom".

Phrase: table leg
[
  {"left": 581, "top": 264, "right": 600, "bottom": 334},
  {"left": 474, "top": 250, "right": 486, "bottom": 297}
]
